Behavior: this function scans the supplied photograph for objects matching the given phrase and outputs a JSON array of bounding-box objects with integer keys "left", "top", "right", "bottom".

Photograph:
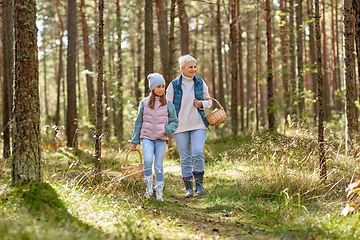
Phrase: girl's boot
[
  {"left": 154, "top": 181, "right": 164, "bottom": 201},
  {"left": 144, "top": 175, "right": 153, "bottom": 198},
  {"left": 182, "top": 176, "right": 194, "bottom": 198},
  {"left": 193, "top": 171, "right": 207, "bottom": 196}
]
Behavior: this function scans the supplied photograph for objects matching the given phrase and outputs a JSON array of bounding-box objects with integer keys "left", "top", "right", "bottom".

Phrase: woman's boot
[
  {"left": 182, "top": 176, "right": 194, "bottom": 198},
  {"left": 154, "top": 181, "right": 164, "bottom": 201},
  {"left": 193, "top": 171, "right": 207, "bottom": 196},
  {"left": 144, "top": 175, "right": 153, "bottom": 198}
]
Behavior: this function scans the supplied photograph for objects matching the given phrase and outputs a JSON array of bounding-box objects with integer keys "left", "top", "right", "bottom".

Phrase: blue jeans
[
  {"left": 142, "top": 139, "right": 167, "bottom": 182},
  {"left": 173, "top": 129, "right": 207, "bottom": 178}
]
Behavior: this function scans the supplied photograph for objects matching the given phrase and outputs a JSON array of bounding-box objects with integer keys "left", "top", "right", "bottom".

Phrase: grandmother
[{"left": 166, "top": 54, "right": 212, "bottom": 198}]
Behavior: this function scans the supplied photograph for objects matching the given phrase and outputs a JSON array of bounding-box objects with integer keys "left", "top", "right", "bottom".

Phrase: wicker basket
[
  {"left": 121, "top": 149, "right": 144, "bottom": 178},
  {"left": 205, "top": 98, "right": 227, "bottom": 126}
]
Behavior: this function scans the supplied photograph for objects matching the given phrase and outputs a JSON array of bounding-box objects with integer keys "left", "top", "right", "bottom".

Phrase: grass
[{"left": 1, "top": 128, "right": 360, "bottom": 239}]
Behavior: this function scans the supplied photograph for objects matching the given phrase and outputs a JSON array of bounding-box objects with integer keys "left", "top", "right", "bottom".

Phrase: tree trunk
[
  {"left": 178, "top": 0, "right": 189, "bottom": 55},
  {"left": 95, "top": 0, "right": 104, "bottom": 179},
  {"left": 229, "top": 0, "right": 238, "bottom": 135},
  {"left": 216, "top": 0, "right": 226, "bottom": 113},
  {"left": 322, "top": 0, "right": 330, "bottom": 121},
  {"left": 280, "top": 0, "right": 290, "bottom": 130},
  {"left": 289, "top": 0, "right": 297, "bottom": 124},
  {"left": 66, "top": 0, "right": 78, "bottom": 148},
  {"left": 354, "top": 0, "right": 360, "bottom": 123},
  {"left": 315, "top": 0, "right": 326, "bottom": 181},
  {"left": 80, "top": 0, "right": 96, "bottom": 126},
  {"left": 169, "top": 0, "right": 177, "bottom": 80},
  {"left": 331, "top": 0, "right": 340, "bottom": 112},
  {"left": 246, "top": 11, "right": 253, "bottom": 130},
  {"left": 144, "top": 0, "right": 153, "bottom": 94},
  {"left": 256, "top": 0, "right": 260, "bottom": 132},
  {"left": 115, "top": 0, "right": 123, "bottom": 140},
  {"left": 265, "top": 0, "right": 275, "bottom": 131},
  {"left": 13, "top": 0, "right": 42, "bottom": 184},
  {"left": 238, "top": 10, "right": 244, "bottom": 133},
  {"left": 55, "top": 0, "right": 64, "bottom": 131},
  {"left": 137, "top": 7, "right": 142, "bottom": 102},
  {"left": 296, "top": 0, "right": 305, "bottom": 118},
  {"left": 344, "top": 0, "right": 357, "bottom": 152},
  {"left": 2, "top": 0, "right": 14, "bottom": 159},
  {"left": 156, "top": 0, "right": 170, "bottom": 84},
  {"left": 307, "top": 0, "right": 317, "bottom": 122}
]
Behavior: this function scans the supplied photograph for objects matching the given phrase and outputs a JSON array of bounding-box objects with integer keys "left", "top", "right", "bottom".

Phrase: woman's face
[
  {"left": 154, "top": 84, "right": 165, "bottom": 96},
  {"left": 181, "top": 61, "right": 197, "bottom": 78}
]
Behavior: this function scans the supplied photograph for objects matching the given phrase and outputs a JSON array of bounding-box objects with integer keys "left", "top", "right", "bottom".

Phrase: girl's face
[
  {"left": 154, "top": 84, "right": 165, "bottom": 96},
  {"left": 181, "top": 61, "right": 197, "bottom": 78}
]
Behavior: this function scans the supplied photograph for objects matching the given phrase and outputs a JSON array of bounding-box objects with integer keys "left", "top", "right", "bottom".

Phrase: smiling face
[
  {"left": 153, "top": 84, "right": 165, "bottom": 96},
  {"left": 181, "top": 61, "right": 197, "bottom": 78}
]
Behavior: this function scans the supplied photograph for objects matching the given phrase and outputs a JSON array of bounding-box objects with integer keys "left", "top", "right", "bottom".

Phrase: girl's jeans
[
  {"left": 142, "top": 139, "right": 167, "bottom": 182},
  {"left": 173, "top": 129, "right": 207, "bottom": 178}
]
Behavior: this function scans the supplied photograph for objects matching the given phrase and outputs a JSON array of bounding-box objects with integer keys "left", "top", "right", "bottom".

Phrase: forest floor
[{"left": 1, "top": 130, "right": 360, "bottom": 239}]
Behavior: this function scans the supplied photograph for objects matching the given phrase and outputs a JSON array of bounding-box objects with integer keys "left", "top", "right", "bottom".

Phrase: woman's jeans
[
  {"left": 173, "top": 129, "right": 207, "bottom": 178},
  {"left": 142, "top": 139, "right": 167, "bottom": 182}
]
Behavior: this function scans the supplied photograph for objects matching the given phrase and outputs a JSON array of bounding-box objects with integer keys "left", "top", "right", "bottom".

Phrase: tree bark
[
  {"left": 256, "top": 0, "right": 260, "bottom": 131},
  {"left": 280, "top": 0, "right": 290, "bottom": 130},
  {"left": 315, "top": 0, "right": 326, "bottom": 180},
  {"left": 95, "top": 0, "right": 104, "bottom": 179},
  {"left": 331, "top": 0, "right": 340, "bottom": 112},
  {"left": 178, "top": 0, "right": 189, "bottom": 55},
  {"left": 169, "top": 0, "right": 177, "bottom": 80},
  {"left": 156, "top": 0, "right": 170, "bottom": 84},
  {"left": 144, "top": 0, "right": 154, "bottom": 94},
  {"left": 229, "top": 0, "right": 238, "bottom": 135},
  {"left": 344, "top": 0, "right": 357, "bottom": 152},
  {"left": 13, "top": 0, "right": 42, "bottom": 184},
  {"left": 265, "top": 0, "right": 275, "bottom": 131},
  {"left": 322, "top": 0, "right": 330, "bottom": 121},
  {"left": 354, "top": 0, "right": 360, "bottom": 123},
  {"left": 238, "top": 8, "right": 244, "bottom": 133},
  {"left": 2, "top": 0, "right": 14, "bottom": 159},
  {"left": 55, "top": 0, "right": 64, "bottom": 131},
  {"left": 216, "top": 0, "right": 226, "bottom": 113},
  {"left": 296, "top": 0, "right": 305, "bottom": 118},
  {"left": 66, "top": 0, "right": 78, "bottom": 148},
  {"left": 246, "top": 11, "right": 253, "bottom": 131},
  {"left": 115, "top": 0, "right": 123, "bottom": 140},
  {"left": 80, "top": 0, "right": 96, "bottom": 126},
  {"left": 307, "top": 0, "right": 318, "bottom": 122},
  {"left": 289, "top": 0, "right": 297, "bottom": 124},
  {"left": 137, "top": 6, "right": 142, "bottom": 102}
]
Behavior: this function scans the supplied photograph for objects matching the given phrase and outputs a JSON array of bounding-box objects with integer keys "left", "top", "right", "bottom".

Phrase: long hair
[{"left": 148, "top": 91, "right": 167, "bottom": 109}]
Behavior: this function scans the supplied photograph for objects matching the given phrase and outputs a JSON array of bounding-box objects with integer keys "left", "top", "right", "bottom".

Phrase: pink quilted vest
[{"left": 140, "top": 96, "right": 169, "bottom": 141}]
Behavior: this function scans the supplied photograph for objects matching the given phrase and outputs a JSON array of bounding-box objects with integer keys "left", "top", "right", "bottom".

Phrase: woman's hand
[
  {"left": 193, "top": 98, "right": 203, "bottom": 108},
  {"left": 130, "top": 143, "right": 137, "bottom": 151}
]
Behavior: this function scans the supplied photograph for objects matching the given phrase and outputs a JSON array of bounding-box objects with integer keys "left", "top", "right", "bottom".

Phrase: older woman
[{"left": 166, "top": 54, "right": 212, "bottom": 198}]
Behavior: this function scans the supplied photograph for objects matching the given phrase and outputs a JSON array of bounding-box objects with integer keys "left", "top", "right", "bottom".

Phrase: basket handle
[
  {"left": 206, "top": 97, "right": 224, "bottom": 110},
  {"left": 125, "top": 149, "right": 143, "bottom": 165}
]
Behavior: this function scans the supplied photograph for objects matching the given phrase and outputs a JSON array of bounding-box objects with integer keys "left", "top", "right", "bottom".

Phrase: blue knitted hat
[{"left": 148, "top": 73, "right": 165, "bottom": 91}]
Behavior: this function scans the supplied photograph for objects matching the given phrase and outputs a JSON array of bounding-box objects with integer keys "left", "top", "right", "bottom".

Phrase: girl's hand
[
  {"left": 130, "top": 143, "right": 137, "bottom": 151},
  {"left": 193, "top": 98, "right": 203, "bottom": 108}
]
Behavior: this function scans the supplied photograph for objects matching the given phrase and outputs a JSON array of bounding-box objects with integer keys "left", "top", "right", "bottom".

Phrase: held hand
[
  {"left": 130, "top": 143, "right": 137, "bottom": 151},
  {"left": 193, "top": 98, "right": 203, "bottom": 108}
]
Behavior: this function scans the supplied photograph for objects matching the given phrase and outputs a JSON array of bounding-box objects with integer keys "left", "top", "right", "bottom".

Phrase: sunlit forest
[{"left": 2, "top": 0, "right": 360, "bottom": 239}]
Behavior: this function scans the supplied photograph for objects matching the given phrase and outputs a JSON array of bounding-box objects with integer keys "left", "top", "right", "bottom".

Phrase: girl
[{"left": 130, "top": 73, "right": 179, "bottom": 201}]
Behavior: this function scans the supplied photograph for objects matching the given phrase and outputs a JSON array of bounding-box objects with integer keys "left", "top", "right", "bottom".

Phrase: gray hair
[{"left": 178, "top": 54, "right": 197, "bottom": 68}]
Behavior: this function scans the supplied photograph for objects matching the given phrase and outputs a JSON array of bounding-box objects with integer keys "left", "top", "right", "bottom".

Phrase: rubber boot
[
  {"left": 182, "top": 176, "right": 194, "bottom": 198},
  {"left": 193, "top": 171, "right": 207, "bottom": 196},
  {"left": 154, "top": 181, "right": 164, "bottom": 201},
  {"left": 144, "top": 175, "right": 153, "bottom": 198}
]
